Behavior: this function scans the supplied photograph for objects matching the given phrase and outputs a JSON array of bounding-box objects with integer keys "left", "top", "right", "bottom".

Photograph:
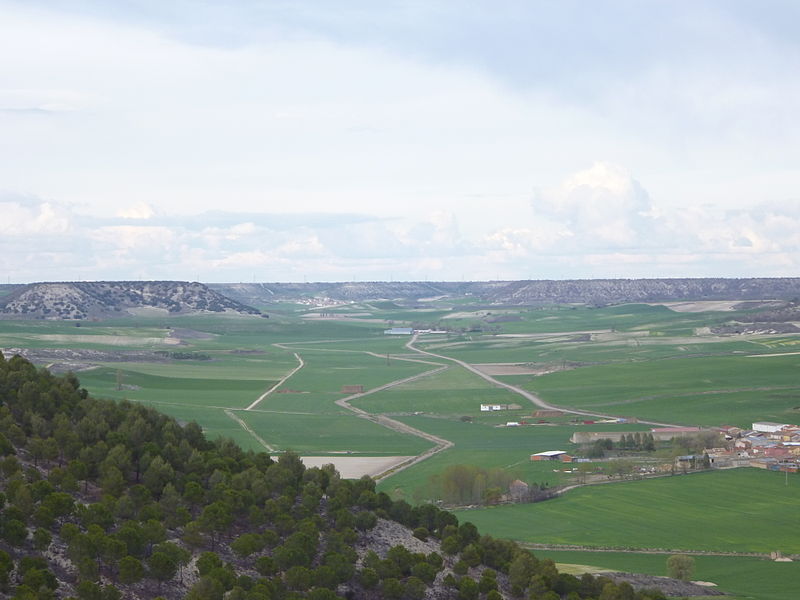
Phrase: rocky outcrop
[{"left": 0, "top": 281, "right": 261, "bottom": 319}]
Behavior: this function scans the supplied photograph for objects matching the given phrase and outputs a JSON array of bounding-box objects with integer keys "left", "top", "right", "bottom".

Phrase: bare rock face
[
  {"left": 0, "top": 281, "right": 261, "bottom": 320},
  {"left": 355, "top": 518, "right": 442, "bottom": 562}
]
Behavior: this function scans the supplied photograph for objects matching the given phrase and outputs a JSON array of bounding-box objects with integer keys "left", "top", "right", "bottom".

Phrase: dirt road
[
  {"left": 245, "top": 350, "right": 304, "bottom": 411},
  {"left": 405, "top": 334, "right": 678, "bottom": 427}
]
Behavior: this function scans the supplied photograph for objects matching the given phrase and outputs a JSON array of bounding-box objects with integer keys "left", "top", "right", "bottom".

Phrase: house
[
  {"left": 481, "top": 404, "right": 509, "bottom": 412},
  {"left": 531, "top": 450, "right": 567, "bottom": 461}
]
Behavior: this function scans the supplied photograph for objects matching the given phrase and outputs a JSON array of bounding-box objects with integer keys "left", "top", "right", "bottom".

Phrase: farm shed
[
  {"left": 752, "top": 422, "right": 790, "bottom": 434},
  {"left": 384, "top": 327, "right": 413, "bottom": 335},
  {"left": 531, "top": 450, "right": 567, "bottom": 461}
]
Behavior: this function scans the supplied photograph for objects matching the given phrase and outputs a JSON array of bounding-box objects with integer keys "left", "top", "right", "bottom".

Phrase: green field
[
  {"left": 453, "top": 469, "right": 800, "bottom": 554},
  {"left": 349, "top": 366, "right": 520, "bottom": 415},
  {"left": 517, "top": 354, "right": 800, "bottom": 427},
  {"left": 534, "top": 550, "right": 799, "bottom": 600}
]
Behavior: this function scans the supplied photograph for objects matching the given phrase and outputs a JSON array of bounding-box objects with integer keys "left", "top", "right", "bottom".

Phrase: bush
[{"left": 412, "top": 527, "right": 429, "bottom": 541}]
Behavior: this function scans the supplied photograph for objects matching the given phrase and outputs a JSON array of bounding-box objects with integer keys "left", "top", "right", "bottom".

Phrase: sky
[{"left": 1, "top": 0, "right": 799, "bottom": 283}]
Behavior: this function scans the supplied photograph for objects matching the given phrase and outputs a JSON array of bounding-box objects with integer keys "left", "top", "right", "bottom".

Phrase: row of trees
[{"left": 585, "top": 433, "right": 657, "bottom": 459}]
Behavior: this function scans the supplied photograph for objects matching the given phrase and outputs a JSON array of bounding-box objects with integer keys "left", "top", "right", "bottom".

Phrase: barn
[{"left": 530, "top": 450, "right": 567, "bottom": 461}]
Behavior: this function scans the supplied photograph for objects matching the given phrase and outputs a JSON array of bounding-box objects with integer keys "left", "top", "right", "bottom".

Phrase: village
[{"left": 525, "top": 419, "right": 800, "bottom": 476}]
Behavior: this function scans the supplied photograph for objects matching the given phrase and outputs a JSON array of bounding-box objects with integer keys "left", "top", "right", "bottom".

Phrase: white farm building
[{"left": 752, "top": 422, "right": 790, "bottom": 434}]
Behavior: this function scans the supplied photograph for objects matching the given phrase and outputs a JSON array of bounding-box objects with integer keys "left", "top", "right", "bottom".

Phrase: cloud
[
  {"left": 0, "top": 196, "right": 71, "bottom": 236},
  {"left": 530, "top": 162, "right": 662, "bottom": 248},
  {"left": 116, "top": 202, "right": 156, "bottom": 220}
]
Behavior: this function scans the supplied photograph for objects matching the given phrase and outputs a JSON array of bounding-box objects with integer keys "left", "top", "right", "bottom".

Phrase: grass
[
  {"left": 517, "top": 354, "right": 800, "bottom": 427},
  {"left": 379, "top": 417, "right": 580, "bottom": 501},
  {"left": 378, "top": 416, "right": 655, "bottom": 501},
  {"left": 349, "top": 366, "right": 520, "bottom": 415},
  {"left": 534, "top": 550, "right": 799, "bottom": 600},
  {"left": 77, "top": 367, "right": 273, "bottom": 410},
  {"left": 254, "top": 349, "right": 434, "bottom": 414},
  {"left": 237, "top": 411, "right": 433, "bottom": 455},
  {"left": 453, "top": 468, "right": 800, "bottom": 554}
]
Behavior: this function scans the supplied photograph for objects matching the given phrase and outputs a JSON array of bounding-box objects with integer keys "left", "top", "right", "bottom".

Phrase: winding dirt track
[
  {"left": 334, "top": 364, "right": 454, "bottom": 481},
  {"left": 245, "top": 349, "right": 304, "bottom": 410},
  {"left": 405, "top": 334, "right": 679, "bottom": 428},
  {"left": 229, "top": 334, "right": 680, "bottom": 480},
  {"left": 231, "top": 340, "right": 457, "bottom": 479}
]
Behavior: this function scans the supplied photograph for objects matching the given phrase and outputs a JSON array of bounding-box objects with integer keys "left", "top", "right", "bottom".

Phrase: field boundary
[
  {"left": 519, "top": 543, "right": 794, "bottom": 559},
  {"left": 334, "top": 363, "right": 455, "bottom": 481},
  {"left": 224, "top": 409, "right": 276, "bottom": 452},
  {"left": 229, "top": 341, "right": 457, "bottom": 473},
  {"left": 245, "top": 350, "right": 304, "bottom": 410},
  {"left": 406, "top": 334, "right": 680, "bottom": 427}
]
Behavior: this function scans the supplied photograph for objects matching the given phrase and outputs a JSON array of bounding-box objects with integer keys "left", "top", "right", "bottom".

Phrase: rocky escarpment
[
  {"left": 211, "top": 278, "right": 800, "bottom": 307},
  {"left": 0, "top": 281, "right": 262, "bottom": 320}
]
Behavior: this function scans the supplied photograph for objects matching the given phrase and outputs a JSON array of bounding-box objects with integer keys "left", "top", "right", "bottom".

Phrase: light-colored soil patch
[
  {"left": 495, "top": 330, "right": 610, "bottom": 338},
  {"left": 300, "top": 456, "right": 413, "bottom": 479},
  {"left": 442, "top": 311, "right": 488, "bottom": 319},
  {"left": 656, "top": 301, "right": 740, "bottom": 312},
  {"left": 300, "top": 314, "right": 386, "bottom": 322},
  {"left": 31, "top": 334, "right": 180, "bottom": 346},
  {"left": 126, "top": 306, "right": 170, "bottom": 316},
  {"left": 168, "top": 328, "right": 217, "bottom": 340},
  {"left": 554, "top": 563, "right": 613, "bottom": 576},
  {"left": 473, "top": 363, "right": 556, "bottom": 376}
]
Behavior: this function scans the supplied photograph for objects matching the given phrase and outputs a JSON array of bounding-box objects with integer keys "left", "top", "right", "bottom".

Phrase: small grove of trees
[
  {"left": 419, "top": 464, "right": 550, "bottom": 506},
  {"left": 619, "top": 432, "right": 656, "bottom": 452},
  {"left": 586, "top": 433, "right": 656, "bottom": 458},
  {"left": 666, "top": 554, "right": 695, "bottom": 581},
  {"left": 421, "top": 464, "right": 515, "bottom": 505},
  {"left": 587, "top": 438, "right": 614, "bottom": 458},
  {"left": 671, "top": 432, "right": 722, "bottom": 454}
]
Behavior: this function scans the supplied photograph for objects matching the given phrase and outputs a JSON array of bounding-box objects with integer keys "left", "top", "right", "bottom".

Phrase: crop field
[
  {"left": 534, "top": 550, "right": 798, "bottom": 600},
  {"left": 516, "top": 354, "right": 800, "bottom": 427},
  {"left": 238, "top": 411, "right": 433, "bottom": 455},
  {"left": 349, "top": 366, "right": 520, "bottom": 415},
  {"left": 254, "top": 348, "right": 433, "bottom": 414},
  {"left": 452, "top": 469, "right": 800, "bottom": 554}
]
